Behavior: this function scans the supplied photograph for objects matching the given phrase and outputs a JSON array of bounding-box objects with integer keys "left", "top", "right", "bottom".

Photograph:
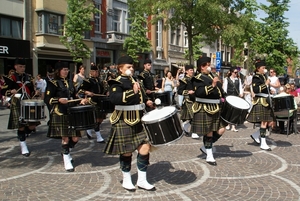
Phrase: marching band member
[
  {"left": 1, "top": 58, "right": 39, "bottom": 156},
  {"left": 104, "top": 55, "right": 155, "bottom": 191},
  {"left": 177, "top": 64, "right": 196, "bottom": 138},
  {"left": 248, "top": 61, "right": 273, "bottom": 150},
  {"left": 138, "top": 59, "right": 155, "bottom": 101},
  {"left": 191, "top": 57, "right": 226, "bottom": 166},
  {"left": 77, "top": 65, "right": 106, "bottom": 143},
  {"left": 45, "top": 61, "right": 87, "bottom": 172}
]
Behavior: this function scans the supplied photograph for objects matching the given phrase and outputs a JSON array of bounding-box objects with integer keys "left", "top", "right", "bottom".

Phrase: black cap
[
  {"left": 117, "top": 55, "right": 134, "bottom": 65},
  {"left": 144, "top": 58, "right": 152, "bottom": 65},
  {"left": 55, "top": 61, "right": 69, "bottom": 71},
  {"left": 185, "top": 65, "right": 194, "bottom": 71},
  {"left": 197, "top": 57, "right": 211, "bottom": 67},
  {"left": 91, "top": 65, "right": 98, "bottom": 70},
  {"left": 14, "top": 58, "right": 26, "bottom": 65},
  {"left": 47, "top": 65, "right": 55, "bottom": 74},
  {"left": 255, "top": 60, "right": 266, "bottom": 69}
]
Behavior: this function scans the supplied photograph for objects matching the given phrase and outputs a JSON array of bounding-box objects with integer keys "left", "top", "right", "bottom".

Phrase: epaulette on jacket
[
  {"left": 179, "top": 78, "right": 187, "bottom": 84},
  {"left": 50, "top": 80, "right": 58, "bottom": 87},
  {"left": 84, "top": 78, "right": 90, "bottom": 83},
  {"left": 107, "top": 76, "right": 122, "bottom": 86},
  {"left": 3, "top": 75, "right": 13, "bottom": 81},
  {"left": 193, "top": 73, "right": 203, "bottom": 81}
]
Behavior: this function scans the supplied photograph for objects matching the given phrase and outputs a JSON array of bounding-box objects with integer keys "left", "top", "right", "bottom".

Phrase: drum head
[
  {"left": 21, "top": 99, "right": 45, "bottom": 106},
  {"left": 226, "top": 96, "right": 250, "bottom": 110},
  {"left": 142, "top": 106, "right": 176, "bottom": 123}
]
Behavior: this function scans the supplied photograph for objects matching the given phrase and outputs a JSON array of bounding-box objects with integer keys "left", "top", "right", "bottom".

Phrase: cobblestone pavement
[{"left": 0, "top": 105, "right": 300, "bottom": 201}]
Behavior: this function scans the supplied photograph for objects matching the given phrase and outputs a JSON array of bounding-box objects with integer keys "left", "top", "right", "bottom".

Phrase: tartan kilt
[
  {"left": 247, "top": 101, "right": 274, "bottom": 123},
  {"left": 8, "top": 97, "right": 40, "bottom": 129},
  {"left": 47, "top": 113, "right": 81, "bottom": 138},
  {"left": 180, "top": 100, "right": 194, "bottom": 121},
  {"left": 191, "top": 107, "right": 227, "bottom": 135},
  {"left": 104, "top": 120, "right": 148, "bottom": 155}
]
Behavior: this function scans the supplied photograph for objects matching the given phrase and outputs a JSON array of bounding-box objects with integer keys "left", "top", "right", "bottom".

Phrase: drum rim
[
  {"left": 225, "top": 95, "right": 251, "bottom": 110},
  {"left": 141, "top": 106, "right": 177, "bottom": 124}
]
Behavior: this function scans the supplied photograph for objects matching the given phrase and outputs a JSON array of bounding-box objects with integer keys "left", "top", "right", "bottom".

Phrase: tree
[
  {"left": 250, "top": 0, "right": 299, "bottom": 74},
  {"left": 60, "top": 0, "right": 100, "bottom": 63},
  {"left": 123, "top": 0, "right": 152, "bottom": 62}
]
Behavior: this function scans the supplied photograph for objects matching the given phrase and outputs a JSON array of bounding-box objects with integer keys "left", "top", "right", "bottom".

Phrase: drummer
[
  {"left": 0, "top": 58, "right": 40, "bottom": 157},
  {"left": 45, "top": 61, "right": 87, "bottom": 172},
  {"left": 77, "top": 65, "right": 106, "bottom": 143},
  {"left": 104, "top": 55, "right": 155, "bottom": 191},
  {"left": 191, "top": 57, "right": 227, "bottom": 166},
  {"left": 138, "top": 58, "right": 155, "bottom": 101},
  {"left": 248, "top": 60, "right": 273, "bottom": 151},
  {"left": 177, "top": 64, "right": 197, "bottom": 138}
]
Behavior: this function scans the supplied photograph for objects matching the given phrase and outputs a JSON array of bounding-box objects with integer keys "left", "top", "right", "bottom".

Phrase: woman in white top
[
  {"left": 223, "top": 67, "right": 244, "bottom": 132},
  {"left": 161, "top": 71, "right": 175, "bottom": 105},
  {"left": 268, "top": 68, "right": 280, "bottom": 95}
]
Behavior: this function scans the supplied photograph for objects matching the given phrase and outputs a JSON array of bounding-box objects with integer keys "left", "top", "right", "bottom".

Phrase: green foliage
[
  {"left": 123, "top": 0, "right": 151, "bottom": 62},
  {"left": 250, "top": 0, "right": 299, "bottom": 75},
  {"left": 60, "top": 0, "right": 100, "bottom": 63},
  {"left": 184, "top": 34, "right": 203, "bottom": 61}
]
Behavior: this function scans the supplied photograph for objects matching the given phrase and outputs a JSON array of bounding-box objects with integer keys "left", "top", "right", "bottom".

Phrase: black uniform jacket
[
  {"left": 192, "top": 73, "right": 223, "bottom": 99},
  {"left": 178, "top": 75, "right": 195, "bottom": 101},
  {"left": 78, "top": 76, "right": 106, "bottom": 104},
  {"left": 138, "top": 70, "right": 154, "bottom": 91},
  {"left": 44, "top": 77, "right": 77, "bottom": 115},
  {"left": 252, "top": 73, "right": 269, "bottom": 94}
]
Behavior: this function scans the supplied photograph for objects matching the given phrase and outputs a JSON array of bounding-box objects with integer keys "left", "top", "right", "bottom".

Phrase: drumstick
[
  {"left": 93, "top": 94, "right": 107, "bottom": 97},
  {"left": 67, "top": 99, "right": 83, "bottom": 103}
]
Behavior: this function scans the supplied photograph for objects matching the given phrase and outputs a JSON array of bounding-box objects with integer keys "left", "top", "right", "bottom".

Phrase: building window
[
  {"left": 0, "top": 15, "right": 22, "bottom": 39},
  {"left": 176, "top": 28, "right": 180, "bottom": 46},
  {"left": 94, "top": 3, "right": 101, "bottom": 33},
  {"left": 113, "top": 9, "right": 121, "bottom": 32},
  {"left": 37, "top": 12, "right": 63, "bottom": 35}
]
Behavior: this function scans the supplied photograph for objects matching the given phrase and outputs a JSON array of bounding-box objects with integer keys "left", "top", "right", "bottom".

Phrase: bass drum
[
  {"left": 221, "top": 96, "right": 250, "bottom": 125},
  {"left": 141, "top": 106, "right": 183, "bottom": 146}
]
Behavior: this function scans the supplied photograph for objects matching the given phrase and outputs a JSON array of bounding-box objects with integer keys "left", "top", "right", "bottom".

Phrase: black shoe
[
  {"left": 260, "top": 147, "right": 272, "bottom": 151},
  {"left": 137, "top": 186, "right": 156, "bottom": 191},
  {"left": 206, "top": 161, "right": 217, "bottom": 166},
  {"left": 86, "top": 133, "right": 92, "bottom": 139},
  {"left": 97, "top": 140, "right": 105, "bottom": 143},
  {"left": 22, "top": 152, "right": 30, "bottom": 157},
  {"left": 66, "top": 168, "right": 74, "bottom": 172}
]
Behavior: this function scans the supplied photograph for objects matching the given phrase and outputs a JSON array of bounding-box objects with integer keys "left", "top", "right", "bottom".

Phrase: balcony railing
[
  {"left": 106, "top": 31, "right": 129, "bottom": 44},
  {"left": 169, "top": 44, "right": 184, "bottom": 52}
]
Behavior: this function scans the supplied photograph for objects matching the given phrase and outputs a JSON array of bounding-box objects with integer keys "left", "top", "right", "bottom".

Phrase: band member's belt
[
  {"left": 195, "top": 97, "right": 220, "bottom": 104},
  {"left": 115, "top": 103, "right": 145, "bottom": 111}
]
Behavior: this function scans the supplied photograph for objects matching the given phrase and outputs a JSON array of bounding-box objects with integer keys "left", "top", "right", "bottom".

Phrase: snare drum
[
  {"left": 68, "top": 105, "right": 96, "bottom": 130},
  {"left": 154, "top": 92, "right": 171, "bottom": 106},
  {"left": 141, "top": 106, "right": 183, "bottom": 146},
  {"left": 273, "top": 95, "right": 295, "bottom": 112},
  {"left": 20, "top": 99, "right": 46, "bottom": 122},
  {"left": 221, "top": 96, "right": 250, "bottom": 125},
  {"left": 97, "top": 96, "right": 114, "bottom": 113}
]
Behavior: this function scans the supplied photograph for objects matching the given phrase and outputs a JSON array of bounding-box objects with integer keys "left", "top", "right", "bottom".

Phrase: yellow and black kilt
[
  {"left": 247, "top": 97, "right": 274, "bottom": 123},
  {"left": 180, "top": 100, "right": 193, "bottom": 121},
  {"left": 8, "top": 97, "right": 40, "bottom": 129},
  {"left": 191, "top": 107, "right": 226, "bottom": 135},
  {"left": 47, "top": 113, "right": 81, "bottom": 138},
  {"left": 104, "top": 120, "right": 148, "bottom": 155}
]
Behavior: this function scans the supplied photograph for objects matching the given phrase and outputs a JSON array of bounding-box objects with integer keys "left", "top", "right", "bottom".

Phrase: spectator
[{"left": 35, "top": 74, "right": 46, "bottom": 99}]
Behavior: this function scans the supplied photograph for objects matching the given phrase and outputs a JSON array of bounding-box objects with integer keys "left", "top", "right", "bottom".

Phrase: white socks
[
  {"left": 137, "top": 169, "right": 155, "bottom": 190},
  {"left": 122, "top": 171, "right": 135, "bottom": 191}
]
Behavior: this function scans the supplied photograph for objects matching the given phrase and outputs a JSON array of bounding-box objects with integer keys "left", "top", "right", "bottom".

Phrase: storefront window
[{"left": 0, "top": 15, "right": 22, "bottom": 39}]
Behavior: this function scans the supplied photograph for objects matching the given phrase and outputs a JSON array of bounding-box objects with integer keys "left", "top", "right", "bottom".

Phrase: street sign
[{"left": 216, "top": 51, "right": 221, "bottom": 72}]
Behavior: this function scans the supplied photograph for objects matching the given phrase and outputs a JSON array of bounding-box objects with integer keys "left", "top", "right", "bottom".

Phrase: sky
[{"left": 256, "top": 0, "right": 300, "bottom": 49}]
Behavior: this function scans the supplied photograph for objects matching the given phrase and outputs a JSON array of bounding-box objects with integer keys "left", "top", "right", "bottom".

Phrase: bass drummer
[
  {"left": 45, "top": 61, "right": 87, "bottom": 172},
  {"left": 191, "top": 57, "right": 227, "bottom": 166},
  {"left": 77, "top": 65, "right": 106, "bottom": 143},
  {"left": 1, "top": 58, "right": 40, "bottom": 157},
  {"left": 247, "top": 60, "right": 273, "bottom": 151},
  {"left": 222, "top": 67, "right": 244, "bottom": 132},
  {"left": 104, "top": 55, "right": 155, "bottom": 191}
]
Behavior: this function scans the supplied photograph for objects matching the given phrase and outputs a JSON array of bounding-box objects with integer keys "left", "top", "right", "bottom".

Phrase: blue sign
[{"left": 216, "top": 51, "right": 221, "bottom": 72}]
